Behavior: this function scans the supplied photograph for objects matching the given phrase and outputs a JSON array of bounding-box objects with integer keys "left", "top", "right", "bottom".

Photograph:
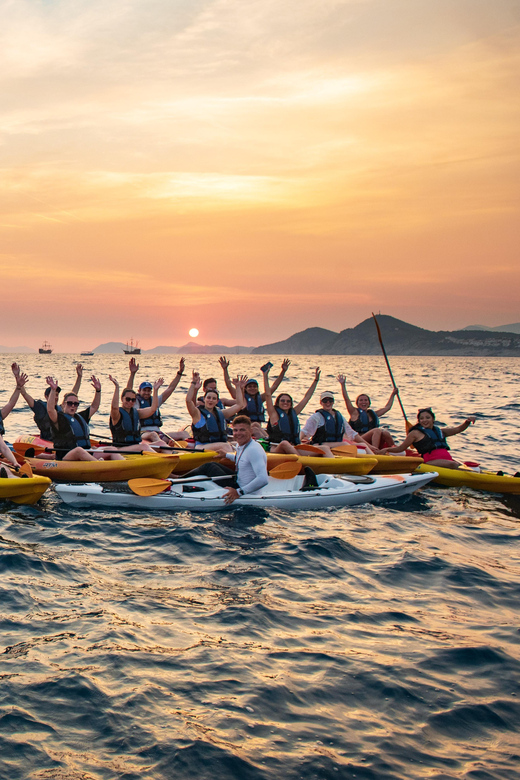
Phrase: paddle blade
[
  {"left": 331, "top": 444, "right": 358, "bottom": 456},
  {"left": 269, "top": 461, "right": 302, "bottom": 479},
  {"left": 295, "top": 444, "right": 325, "bottom": 456},
  {"left": 18, "top": 462, "right": 34, "bottom": 478},
  {"left": 128, "top": 478, "right": 171, "bottom": 496}
]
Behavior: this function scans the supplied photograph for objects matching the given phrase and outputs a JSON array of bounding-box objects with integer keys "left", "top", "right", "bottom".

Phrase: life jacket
[
  {"left": 137, "top": 395, "right": 162, "bottom": 428},
  {"left": 267, "top": 406, "right": 301, "bottom": 445},
  {"left": 310, "top": 409, "right": 346, "bottom": 445},
  {"left": 350, "top": 408, "right": 379, "bottom": 434},
  {"left": 242, "top": 392, "right": 265, "bottom": 422},
  {"left": 193, "top": 407, "right": 227, "bottom": 443},
  {"left": 110, "top": 407, "right": 142, "bottom": 445},
  {"left": 0, "top": 417, "right": 4, "bottom": 436},
  {"left": 54, "top": 411, "right": 91, "bottom": 452},
  {"left": 410, "top": 424, "right": 449, "bottom": 455}
]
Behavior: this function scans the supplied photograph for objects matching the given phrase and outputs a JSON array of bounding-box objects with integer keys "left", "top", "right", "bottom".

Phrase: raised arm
[
  {"left": 89, "top": 376, "right": 102, "bottom": 416},
  {"left": 138, "top": 378, "right": 163, "bottom": 419},
  {"left": 294, "top": 367, "right": 320, "bottom": 415},
  {"left": 268, "top": 358, "right": 290, "bottom": 397},
  {"left": 127, "top": 358, "right": 139, "bottom": 391},
  {"left": 336, "top": 375, "right": 357, "bottom": 417},
  {"left": 71, "top": 363, "right": 83, "bottom": 396},
  {"left": 374, "top": 388, "right": 398, "bottom": 417},
  {"left": 160, "top": 357, "right": 186, "bottom": 404},
  {"left": 1, "top": 371, "right": 28, "bottom": 419},
  {"left": 186, "top": 371, "right": 202, "bottom": 425},
  {"left": 262, "top": 366, "right": 279, "bottom": 425},
  {"left": 12, "top": 364, "right": 36, "bottom": 408},
  {"left": 219, "top": 356, "right": 236, "bottom": 398},
  {"left": 109, "top": 375, "right": 121, "bottom": 426},
  {"left": 223, "top": 376, "right": 248, "bottom": 419},
  {"left": 442, "top": 416, "right": 476, "bottom": 437},
  {"left": 46, "top": 377, "right": 60, "bottom": 425}
]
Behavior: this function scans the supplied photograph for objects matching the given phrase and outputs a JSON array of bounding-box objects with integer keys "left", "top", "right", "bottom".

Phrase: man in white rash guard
[{"left": 222, "top": 415, "right": 269, "bottom": 504}]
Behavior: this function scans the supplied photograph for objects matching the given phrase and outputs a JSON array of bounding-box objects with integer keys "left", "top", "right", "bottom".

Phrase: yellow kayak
[
  {"left": 0, "top": 475, "right": 52, "bottom": 505},
  {"left": 17, "top": 454, "right": 179, "bottom": 483},
  {"left": 416, "top": 464, "right": 520, "bottom": 494},
  {"left": 264, "top": 453, "right": 378, "bottom": 475},
  {"left": 369, "top": 455, "right": 423, "bottom": 474}
]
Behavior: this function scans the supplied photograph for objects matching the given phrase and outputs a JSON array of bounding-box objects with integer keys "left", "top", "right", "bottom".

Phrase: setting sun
[{"left": 189, "top": 328, "right": 199, "bottom": 338}]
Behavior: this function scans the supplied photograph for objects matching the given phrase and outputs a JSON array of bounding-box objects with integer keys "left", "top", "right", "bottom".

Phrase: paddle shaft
[{"left": 372, "top": 313, "right": 409, "bottom": 424}]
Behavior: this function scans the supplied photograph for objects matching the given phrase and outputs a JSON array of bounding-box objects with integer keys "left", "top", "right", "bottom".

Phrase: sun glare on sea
[{"left": 189, "top": 328, "right": 199, "bottom": 338}]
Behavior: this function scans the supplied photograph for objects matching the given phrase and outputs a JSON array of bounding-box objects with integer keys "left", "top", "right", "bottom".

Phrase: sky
[{"left": 1, "top": 0, "right": 519, "bottom": 351}]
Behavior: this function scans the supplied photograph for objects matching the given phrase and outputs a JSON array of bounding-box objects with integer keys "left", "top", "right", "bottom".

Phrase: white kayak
[{"left": 55, "top": 471, "right": 437, "bottom": 512}]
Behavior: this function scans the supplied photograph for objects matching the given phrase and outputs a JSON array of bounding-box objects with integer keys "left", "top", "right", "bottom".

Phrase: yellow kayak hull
[
  {"left": 370, "top": 455, "right": 423, "bottom": 474},
  {"left": 0, "top": 476, "right": 52, "bottom": 505},
  {"left": 264, "top": 453, "right": 378, "bottom": 475},
  {"left": 19, "top": 455, "right": 178, "bottom": 483},
  {"left": 416, "top": 464, "right": 520, "bottom": 494}
]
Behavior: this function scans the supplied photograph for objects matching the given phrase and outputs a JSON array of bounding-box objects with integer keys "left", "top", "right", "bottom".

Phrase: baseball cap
[
  {"left": 45, "top": 386, "right": 61, "bottom": 397},
  {"left": 139, "top": 381, "right": 153, "bottom": 389},
  {"left": 320, "top": 391, "right": 335, "bottom": 401}
]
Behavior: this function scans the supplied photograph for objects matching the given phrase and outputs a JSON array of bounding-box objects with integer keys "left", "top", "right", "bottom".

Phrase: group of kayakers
[{"left": 0, "top": 357, "right": 477, "bottom": 488}]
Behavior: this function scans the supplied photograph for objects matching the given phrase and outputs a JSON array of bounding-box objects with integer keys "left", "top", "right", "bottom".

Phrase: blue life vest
[
  {"left": 54, "top": 411, "right": 91, "bottom": 452},
  {"left": 311, "top": 409, "right": 346, "bottom": 445},
  {"left": 137, "top": 395, "right": 162, "bottom": 428},
  {"left": 411, "top": 425, "right": 449, "bottom": 455},
  {"left": 242, "top": 392, "right": 265, "bottom": 422},
  {"left": 193, "top": 407, "right": 227, "bottom": 443},
  {"left": 110, "top": 407, "right": 142, "bottom": 445},
  {"left": 350, "top": 408, "right": 379, "bottom": 434},
  {"left": 267, "top": 406, "right": 301, "bottom": 445}
]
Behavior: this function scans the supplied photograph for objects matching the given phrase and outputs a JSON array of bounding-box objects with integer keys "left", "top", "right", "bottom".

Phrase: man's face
[
  {"left": 232, "top": 423, "right": 252, "bottom": 446},
  {"left": 140, "top": 386, "right": 152, "bottom": 399}
]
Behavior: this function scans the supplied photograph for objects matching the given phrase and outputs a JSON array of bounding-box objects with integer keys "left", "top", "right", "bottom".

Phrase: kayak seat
[{"left": 300, "top": 467, "right": 319, "bottom": 491}]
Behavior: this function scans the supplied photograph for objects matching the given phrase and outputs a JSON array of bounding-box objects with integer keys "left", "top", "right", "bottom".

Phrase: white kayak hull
[{"left": 55, "top": 472, "right": 437, "bottom": 512}]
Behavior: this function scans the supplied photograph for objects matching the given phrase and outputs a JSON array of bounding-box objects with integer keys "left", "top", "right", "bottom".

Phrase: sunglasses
[
  {"left": 124, "top": 397, "right": 137, "bottom": 403},
  {"left": 321, "top": 398, "right": 334, "bottom": 403},
  {"left": 66, "top": 401, "right": 80, "bottom": 407}
]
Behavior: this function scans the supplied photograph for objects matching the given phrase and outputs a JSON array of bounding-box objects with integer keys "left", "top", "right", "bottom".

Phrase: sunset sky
[{"left": 1, "top": 0, "right": 519, "bottom": 352}]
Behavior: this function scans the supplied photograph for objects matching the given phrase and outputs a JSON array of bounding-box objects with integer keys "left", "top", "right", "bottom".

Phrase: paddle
[
  {"left": 330, "top": 444, "right": 359, "bottom": 457},
  {"left": 372, "top": 312, "right": 412, "bottom": 433},
  {"left": 0, "top": 460, "right": 33, "bottom": 478},
  {"left": 268, "top": 461, "right": 302, "bottom": 479},
  {"left": 295, "top": 444, "right": 326, "bottom": 456},
  {"left": 128, "top": 473, "right": 234, "bottom": 496}
]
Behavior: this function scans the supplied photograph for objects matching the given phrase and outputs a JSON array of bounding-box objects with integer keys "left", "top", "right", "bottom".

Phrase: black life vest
[
  {"left": 110, "top": 407, "right": 142, "bottom": 445},
  {"left": 54, "top": 411, "right": 91, "bottom": 452},
  {"left": 267, "top": 406, "right": 301, "bottom": 445},
  {"left": 411, "top": 425, "right": 449, "bottom": 455},
  {"left": 242, "top": 392, "right": 265, "bottom": 422},
  {"left": 193, "top": 407, "right": 227, "bottom": 443},
  {"left": 137, "top": 395, "right": 162, "bottom": 428},
  {"left": 350, "top": 408, "right": 379, "bottom": 434},
  {"left": 310, "top": 409, "right": 346, "bottom": 445}
]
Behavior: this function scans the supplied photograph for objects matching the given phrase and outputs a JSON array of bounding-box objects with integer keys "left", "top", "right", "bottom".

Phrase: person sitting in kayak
[
  {"left": 181, "top": 415, "right": 269, "bottom": 505},
  {"left": 301, "top": 391, "right": 378, "bottom": 457},
  {"left": 379, "top": 408, "right": 476, "bottom": 469},
  {"left": 337, "top": 375, "right": 397, "bottom": 449},
  {"left": 187, "top": 371, "right": 247, "bottom": 454},
  {"left": 13, "top": 361, "right": 83, "bottom": 442},
  {"left": 219, "top": 356, "right": 291, "bottom": 438},
  {"left": 0, "top": 366, "right": 29, "bottom": 439},
  {"left": 46, "top": 376, "right": 124, "bottom": 462},
  {"left": 197, "top": 376, "right": 236, "bottom": 409},
  {"left": 126, "top": 357, "right": 189, "bottom": 444},
  {"left": 0, "top": 432, "right": 22, "bottom": 475},
  {"left": 263, "top": 365, "right": 320, "bottom": 454},
  {"left": 109, "top": 377, "right": 164, "bottom": 451}
]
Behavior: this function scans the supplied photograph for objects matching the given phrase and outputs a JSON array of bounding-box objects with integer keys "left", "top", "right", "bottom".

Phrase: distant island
[{"left": 252, "top": 316, "right": 520, "bottom": 356}]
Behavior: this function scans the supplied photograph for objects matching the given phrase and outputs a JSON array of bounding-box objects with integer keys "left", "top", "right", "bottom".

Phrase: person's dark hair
[
  {"left": 274, "top": 393, "right": 293, "bottom": 407},
  {"left": 121, "top": 388, "right": 136, "bottom": 400},
  {"left": 355, "top": 394, "right": 371, "bottom": 406},
  {"left": 417, "top": 407, "right": 435, "bottom": 421},
  {"left": 232, "top": 415, "right": 251, "bottom": 427},
  {"left": 204, "top": 389, "right": 219, "bottom": 399},
  {"left": 45, "top": 386, "right": 61, "bottom": 397},
  {"left": 203, "top": 378, "right": 217, "bottom": 390}
]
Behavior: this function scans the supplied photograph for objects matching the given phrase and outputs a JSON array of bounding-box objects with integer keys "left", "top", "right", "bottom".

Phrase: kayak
[
  {"left": 14, "top": 454, "right": 179, "bottom": 483},
  {"left": 416, "top": 464, "right": 520, "bottom": 494},
  {"left": 55, "top": 471, "right": 437, "bottom": 511},
  {"left": 366, "top": 455, "right": 423, "bottom": 474},
  {"left": 0, "top": 475, "right": 52, "bottom": 505},
  {"left": 263, "top": 453, "right": 378, "bottom": 475}
]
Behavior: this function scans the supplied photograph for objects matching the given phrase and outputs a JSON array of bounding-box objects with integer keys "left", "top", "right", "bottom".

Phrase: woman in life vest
[
  {"left": 337, "top": 375, "right": 398, "bottom": 449},
  {"left": 263, "top": 365, "right": 320, "bottom": 454},
  {"left": 380, "top": 408, "right": 476, "bottom": 468},
  {"left": 186, "top": 371, "right": 247, "bottom": 454},
  {"left": 109, "top": 376, "right": 164, "bottom": 450},
  {"left": 46, "top": 376, "right": 124, "bottom": 461},
  {"left": 301, "top": 391, "right": 377, "bottom": 457}
]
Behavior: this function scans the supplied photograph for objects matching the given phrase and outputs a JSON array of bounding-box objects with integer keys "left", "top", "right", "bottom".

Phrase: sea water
[{"left": 0, "top": 354, "right": 519, "bottom": 780}]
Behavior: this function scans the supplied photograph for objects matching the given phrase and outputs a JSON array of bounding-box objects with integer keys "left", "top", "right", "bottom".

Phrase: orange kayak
[{"left": 14, "top": 454, "right": 179, "bottom": 483}]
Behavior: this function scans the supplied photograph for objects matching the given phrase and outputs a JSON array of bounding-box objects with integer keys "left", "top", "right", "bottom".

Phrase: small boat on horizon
[
  {"left": 123, "top": 338, "right": 141, "bottom": 355},
  {"left": 39, "top": 341, "right": 52, "bottom": 354},
  {"left": 80, "top": 351, "right": 94, "bottom": 356}
]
